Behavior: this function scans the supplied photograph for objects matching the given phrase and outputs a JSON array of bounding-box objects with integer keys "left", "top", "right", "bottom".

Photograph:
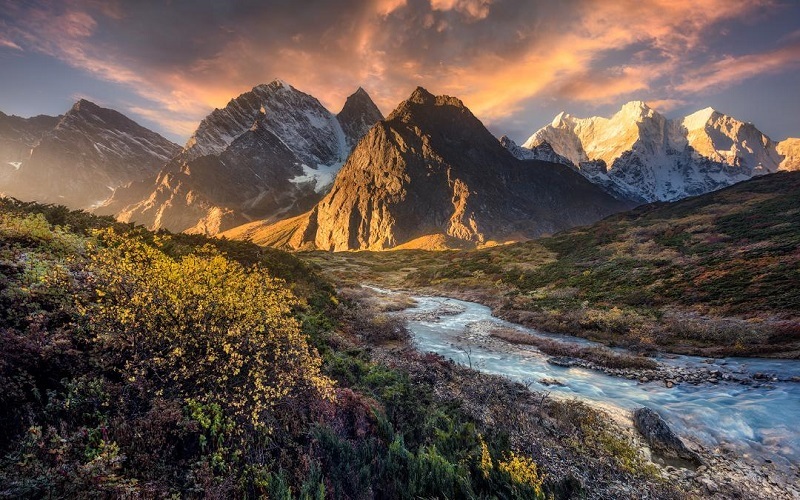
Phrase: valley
[
  {"left": 300, "top": 170, "right": 800, "bottom": 358},
  {"left": 286, "top": 169, "right": 800, "bottom": 496}
]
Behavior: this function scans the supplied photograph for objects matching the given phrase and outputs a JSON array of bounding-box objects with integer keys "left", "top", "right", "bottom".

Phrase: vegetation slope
[{"left": 0, "top": 198, "right": 680, "bottom": 498}]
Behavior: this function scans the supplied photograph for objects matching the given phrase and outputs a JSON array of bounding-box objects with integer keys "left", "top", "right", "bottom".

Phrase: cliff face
[
  {"left": 777, "top": 138, "right": 800, "bottom": 171},
  {"left": 223, "top": 88, "right": 630, "bottom": 251}
]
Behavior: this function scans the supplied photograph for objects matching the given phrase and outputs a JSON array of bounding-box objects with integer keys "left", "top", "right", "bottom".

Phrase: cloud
[
  {"left": 0, "top": 38, "right": 22, "bottom": 50},
  {"left": 430, "top": 0, "right": 495, "bottom": 20},
  {"left": 676, "top": 42, "right": 800, "bottom": 94},
  {"left": 646, "top": 99, "right": 689, "bottom": 112},
  {"left": 1, "top": 0, "right": 795, "bottom": 139}
]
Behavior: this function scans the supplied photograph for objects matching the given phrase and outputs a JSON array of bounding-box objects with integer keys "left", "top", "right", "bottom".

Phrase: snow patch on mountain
[{"left": 289, "top": 162, "right": 342, "bottom": 193}]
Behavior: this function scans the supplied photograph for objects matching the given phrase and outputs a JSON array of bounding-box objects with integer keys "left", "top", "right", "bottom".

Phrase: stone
[
  {"left": 633, "top": 407, "right": 703, "bottom": 467},
  {"left": 696, "top": 476, "right": 719, "bottom": 494}
]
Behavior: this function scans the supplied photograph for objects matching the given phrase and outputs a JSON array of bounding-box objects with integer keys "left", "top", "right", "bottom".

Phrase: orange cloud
[
  {"left": 430, "top": 0, "right": 494, "bottom": 20},
  {"left": 3, "top": 0, "right": 794, "bottom": 139},
  {"left": 0, "top": 37, "right": 22, "bottom": 50}
]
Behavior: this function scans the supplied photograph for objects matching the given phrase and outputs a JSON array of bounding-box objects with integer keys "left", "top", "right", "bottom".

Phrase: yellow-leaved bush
[
  {"left": 89, "top": 229, "right": 334, "bottom": 429},
  {"left": 497, "top": 451, "right": 544, "bottom": 497}
]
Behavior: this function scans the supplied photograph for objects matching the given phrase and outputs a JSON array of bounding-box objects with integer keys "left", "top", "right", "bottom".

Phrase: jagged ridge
[{"left": 0, "top": 100, "right": 180, "bottom": 209}]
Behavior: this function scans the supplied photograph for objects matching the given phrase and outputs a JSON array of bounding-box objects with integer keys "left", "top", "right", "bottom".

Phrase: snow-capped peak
[
  {"left": 511, "top": 101, "right": 790, "bottom": 203},
  {"left": 551, "top": 111, "right": 571, "bottom": 127},
  {"left": 682, "top": 107, "right": 719, "bottom": 131},
  {"left": 616, "top": 100, "right": 654, "bottom": 121},
  {"left": 256, "top": 79, "right": 293, "bottom": 90}
]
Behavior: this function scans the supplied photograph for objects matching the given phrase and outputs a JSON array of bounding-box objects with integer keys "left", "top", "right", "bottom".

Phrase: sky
[{"left": 1, "top": 0, "right": 799, "bottom": 145}]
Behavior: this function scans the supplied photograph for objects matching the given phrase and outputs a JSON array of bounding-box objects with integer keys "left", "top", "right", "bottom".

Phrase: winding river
[{"left": 396, "top": 292, "right": 800, "bottom": 473}]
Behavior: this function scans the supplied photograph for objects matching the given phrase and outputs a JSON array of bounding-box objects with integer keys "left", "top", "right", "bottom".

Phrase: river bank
[{"left": 357, "top": 286, "right": 800, "bottom": 499}]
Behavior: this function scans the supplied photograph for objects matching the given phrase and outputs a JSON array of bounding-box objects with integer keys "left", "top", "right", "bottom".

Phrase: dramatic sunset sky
[{"left": 1, "top": 0, "right": 799, "bottom": 144}]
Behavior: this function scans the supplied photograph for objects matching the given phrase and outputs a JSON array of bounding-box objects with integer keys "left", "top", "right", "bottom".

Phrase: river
[{"left": 397, "top": 292, "right": 800, "bottom": 473}]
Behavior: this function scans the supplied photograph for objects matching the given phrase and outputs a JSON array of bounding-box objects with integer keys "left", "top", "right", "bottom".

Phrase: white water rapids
[{"left": 396, "top": 292, "right": 800, "bottom": 473}]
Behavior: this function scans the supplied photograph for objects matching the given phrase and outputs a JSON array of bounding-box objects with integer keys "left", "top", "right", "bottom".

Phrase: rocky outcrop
[
  {"left": 222, "top": 87, "right": 630, "bottom": 250},
  {"left": 777, "top": 138, "right": 800, "bottom": 171},
  {"left": 633, "top": 407, "right": 702, "bottom": 466},
  {"left": 105, "top": 82, "right": 383, "bottom": 234},
  {"left": 0, "top": 101, "right": 179, "bottom": 209}
]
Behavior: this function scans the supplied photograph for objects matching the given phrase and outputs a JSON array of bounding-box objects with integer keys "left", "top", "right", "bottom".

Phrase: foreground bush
[{"left": 90, "top": 229, "right": 334, "bottom": 430}]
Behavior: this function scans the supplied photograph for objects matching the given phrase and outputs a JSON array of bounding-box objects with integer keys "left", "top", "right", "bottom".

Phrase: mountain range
[
  {"left": 221, "top": 87, "right": 629, "bottom": 250},
  {"left": 1, "top": 83, "right": 798, "bottom": 250},
  {"left": 97, "top": 81, "right": 383, "bottom": 234},
  {"left": 506, "top": 101, "right": 799, "bottom": 202}
]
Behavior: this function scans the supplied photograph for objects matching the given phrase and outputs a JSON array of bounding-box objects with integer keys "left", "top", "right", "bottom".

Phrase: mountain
[
  {"left": 499, "top": 136, "right": 573, "bottom": 165},
  {"left": 103, "top": 81, "right": 383, "bottom": 234},
  {"left": 337, "top": 87, "right": 385, "bottom": 150},
  {"left": 0, "top": 100, "right": 180, "bottom": 209},
  {"left": 0, "top": 111, "right": 61, "bottom": 183},
  {"left": 510, "top": 101, "right": 799, "bottom": 202},
  {"left": 222, "top": 87, "right": 629, "bottom": 251}
]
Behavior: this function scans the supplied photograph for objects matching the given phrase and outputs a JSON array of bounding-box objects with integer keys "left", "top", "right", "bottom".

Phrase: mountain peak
[
  {"left": 682, "top": 106, "right": 720, "bottom": 130},
  {"left": 269, "top": 78, "right": 293, "bottom": 89},
  {"left": 409, "top": 86, "right": 436, "bottom": 104},
  {"left": 552, "top": 111, "right": 571, "bottom": 127},
  {"left": 341, "top": 87, "right": 377, "bottom": 108},
  {"left": 616, "top": 100, "right": 655, "bottom": 120},
  {"left": 389, "top": 88, "right": 468, "bottom": 122},
  {"left": 622, "top": 100, "right": 650, "bottom": 110},
  {"left": 70, "top": 99, "right": 102, "bottom": 113},
  {"left": 337, "top": 87, "right": 384, "bottom": 149},
  {"left": 251, "top": 79, "right": 295, "bottom": 94}
]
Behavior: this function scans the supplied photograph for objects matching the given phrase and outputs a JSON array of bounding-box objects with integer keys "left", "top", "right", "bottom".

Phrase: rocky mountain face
[
  {"left": 223, "top": 87, "right": 629, "bottom": 251},
  {"left": 103, "top": 81, "right": 383, "bottom": 234},
  {"left": 777, "top": 138, "right": 800, "bottom": 171},
  {"left": 0, "top": 112, "right": 60, "bottom": 183},
  {"left": 511, "top": 102, "right": 799, "bottom": 202},
  {"left": 0, "top": 101, "right": 178, "bottom": 209},
  {"left": 337, "top": 87, "right": 385, "bottom": 150}
]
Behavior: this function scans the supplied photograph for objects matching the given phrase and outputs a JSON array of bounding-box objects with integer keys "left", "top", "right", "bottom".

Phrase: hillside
[
  {"left": 303, "top": 171, "right": 800, "bottom": 357},
  {"left": 0, "top": 198, "right": 686, "bottom": 498}
]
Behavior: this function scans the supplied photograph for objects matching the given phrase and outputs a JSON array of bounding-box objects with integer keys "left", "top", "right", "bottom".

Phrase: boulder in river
[{"left": 633, "top": 407, "right": 703, "bottom": 467}]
